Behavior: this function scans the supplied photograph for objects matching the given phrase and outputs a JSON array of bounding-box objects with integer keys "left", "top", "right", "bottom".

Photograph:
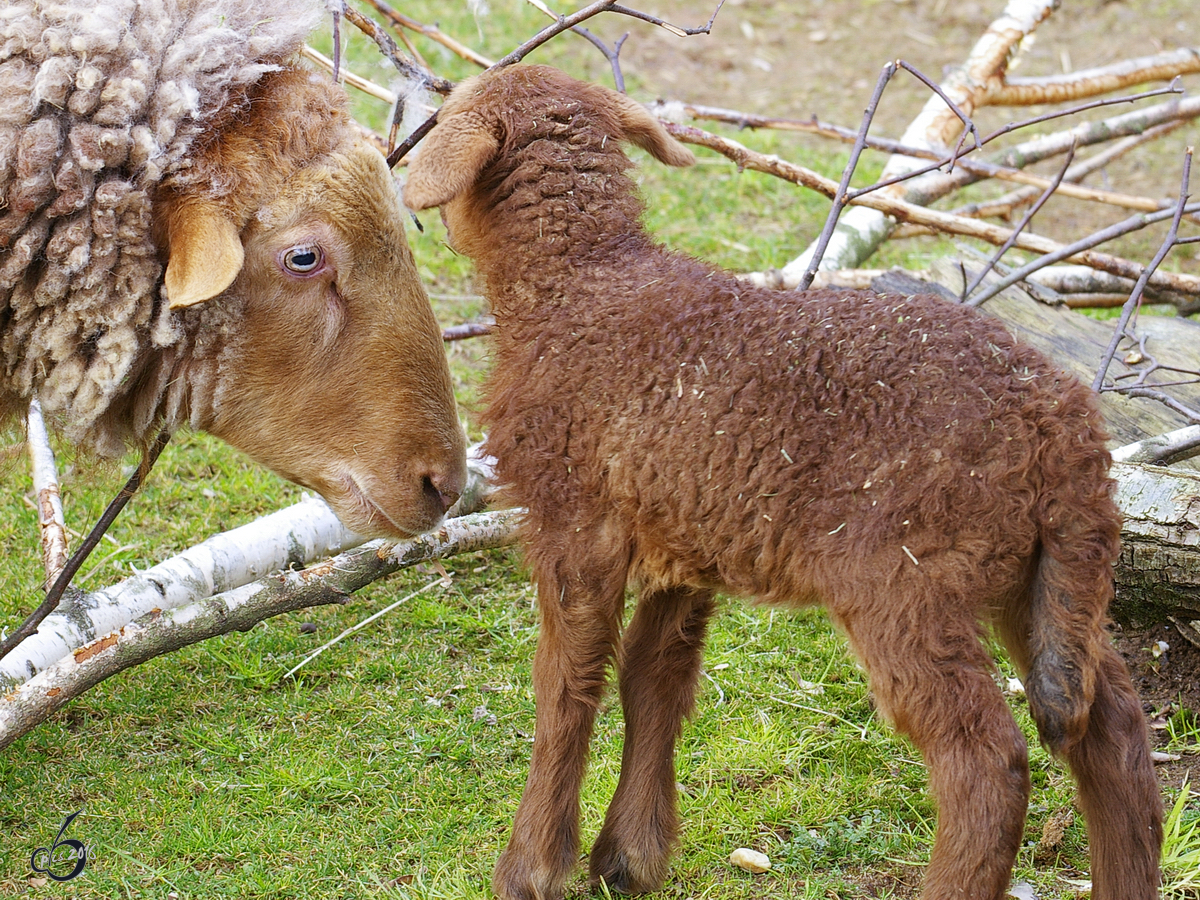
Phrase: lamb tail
[{"left": 1022, "top": 441, "right": 1121, "bottom": 755}]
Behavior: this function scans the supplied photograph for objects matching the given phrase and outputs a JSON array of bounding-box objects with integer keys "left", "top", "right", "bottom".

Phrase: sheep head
[
  {"left": 151, "top": 69, "right": 467, "bottom": 538},
  {"left": 403, "top": 65, "right": 694, "bottom": 256}
]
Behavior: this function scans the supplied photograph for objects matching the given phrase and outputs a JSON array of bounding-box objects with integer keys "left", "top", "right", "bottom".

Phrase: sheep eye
[{"left": 282, "top": 246, "right": 323, "bottom": 274}]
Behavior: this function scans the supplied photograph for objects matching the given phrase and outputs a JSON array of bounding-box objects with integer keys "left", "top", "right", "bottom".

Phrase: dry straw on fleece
[{"left": 0, "top": 0, "right": 319, "bottom": 454}]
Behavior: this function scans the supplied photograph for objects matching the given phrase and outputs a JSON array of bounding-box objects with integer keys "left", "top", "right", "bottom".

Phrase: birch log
[
  {"left": 0, "top": 509, "right": 522, "bottom": 751},
  {"left": 0, "top": 448, "right": 496, "bottom": 689},
  {"left": 0, "top": 494, "right": 362, "bottom": 688}
]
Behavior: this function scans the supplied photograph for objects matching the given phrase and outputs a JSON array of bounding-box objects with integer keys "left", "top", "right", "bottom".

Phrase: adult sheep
[
  {"left": 0, "top": 0, "right": 465, "bottom": 538},
  {"left": 404, "top": 66, "right": 1161, "bottom": 900}
]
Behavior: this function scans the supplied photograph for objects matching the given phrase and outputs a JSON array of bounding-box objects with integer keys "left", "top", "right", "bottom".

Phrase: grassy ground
[{"left": 2, "top": 3, "right": 1198, "bottom": 899}]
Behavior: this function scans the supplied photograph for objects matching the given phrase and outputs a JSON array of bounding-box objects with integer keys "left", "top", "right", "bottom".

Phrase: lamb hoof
[
  {"left": 492, "top": 848, "right": 569, "bottom": 900},
  {"left": 589, "top": 839, "right": 669, "bottom": 895}
]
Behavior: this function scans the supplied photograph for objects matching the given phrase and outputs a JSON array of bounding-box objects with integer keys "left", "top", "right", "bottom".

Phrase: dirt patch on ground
[{"left": 1115, "top": 621, "right": 1200, "bottom": 788}]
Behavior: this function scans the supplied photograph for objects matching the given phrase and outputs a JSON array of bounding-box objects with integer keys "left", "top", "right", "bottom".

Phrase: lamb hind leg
[
  {"left": 845, "top": 611, "right": 1029, "bottom": 900},
  {"left": 589, "top": 586, "right": 716, "bottom": 894},
  {"left": 1061, "top": 643, "right": 1161, "bottom": 900},
  {"left": 492, "top": 544, "right": 630, "bottom": 900}
]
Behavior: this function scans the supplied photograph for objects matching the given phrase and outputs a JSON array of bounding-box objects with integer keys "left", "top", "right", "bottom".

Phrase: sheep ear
[
  {"left": 403, "top": 116, "right": 500, "bottom": 211},
  {"left": 610, "top": 91, "right": 695, "bottom": 168},
  {"left": 164, "top": 203, "right": 245, "bottom": 309}
]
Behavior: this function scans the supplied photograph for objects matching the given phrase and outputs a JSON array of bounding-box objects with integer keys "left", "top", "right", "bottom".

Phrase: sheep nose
[{"left": 422, "top": 470, "right": 462, "bottom": 515}]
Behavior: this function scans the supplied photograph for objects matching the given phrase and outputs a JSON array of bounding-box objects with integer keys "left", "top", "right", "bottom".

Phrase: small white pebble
[
  {"left": 1006, "top": 677, "right": 1024, "bottom": 695},
  {"left": 729, "top": 848, "right": 771, "bottom": 873}
]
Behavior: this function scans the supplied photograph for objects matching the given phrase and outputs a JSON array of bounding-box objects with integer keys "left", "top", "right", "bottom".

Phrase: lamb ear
[
  {"left": 164, "top": 202, "right": 244, "bottom": 309},
  {"left": 403, "top": 115, "right": 500, "bottom": 211},
  {"left": 610, "top": 91, "right": 695, "bottom": 168}
]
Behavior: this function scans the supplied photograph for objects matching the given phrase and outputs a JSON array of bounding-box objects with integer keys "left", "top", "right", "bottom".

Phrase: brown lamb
[{"left": 403, "top": 65, "right": 1162, "bottom": 900}]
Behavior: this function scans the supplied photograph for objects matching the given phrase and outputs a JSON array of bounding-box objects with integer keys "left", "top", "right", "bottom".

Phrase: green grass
[{"left": 2, "top": 2, "right": 1197, "bottom": 898}]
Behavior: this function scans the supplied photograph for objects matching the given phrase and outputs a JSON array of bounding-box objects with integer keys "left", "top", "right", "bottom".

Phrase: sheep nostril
[{"left": 422, "top": 473, "right": 460, "bottom": 514}]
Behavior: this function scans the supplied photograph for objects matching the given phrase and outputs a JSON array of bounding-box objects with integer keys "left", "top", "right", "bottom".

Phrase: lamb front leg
[
  {"left": 590, "top": 585, "right": 715, "bottom": 894},
  {"left": 492, "top": 537, "right": 630, "bottom": 900}
]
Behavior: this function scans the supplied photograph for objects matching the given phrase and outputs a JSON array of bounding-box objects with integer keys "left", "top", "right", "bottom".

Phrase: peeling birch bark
[
  {"left": 26, "top": 401, "right": 68, "bottom": 591},
  {"left": 0, "top": 509, "right": 522, "bottom": 750}
]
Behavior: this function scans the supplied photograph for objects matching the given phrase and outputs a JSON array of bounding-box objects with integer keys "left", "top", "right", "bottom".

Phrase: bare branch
[
  {"left": 443, "top": 322, "right": 494, "bottom": 341},
  {"left": 1027, "top": 265, "right": 1194, "bottom": 308},
  {"left": 965, "top": 200, "right": 1200, "bottom": 308},
  {"left": 978, "top": 79, "right": 1185, "bottom": 144},
  {"left": 302, "top": 45, "right": 397, "bottom": 103},
  {"left": 387, "top": 0, "right": 625, "bottom": 167},
  {"left": 1112, "top": 425, "right": 1200, "bottom": 467},
  {"left": 655, "top": 99, "right": 1184, "bottom": 215},
  {"left": 951, "top": 122, "right": 1189, "bottom": 220},
  {"left": 337, "top": 1, "right": 455, "bottom": 95},
  {"left": 667, "top": 122, "right": 1200, "bottom": 296},
  {"left": 572, "top": 28, "right": 629, "bottom": 92},
  {"left": 990, "top": 48, "right": 1200, "bottom": 106},
  {"left": 0, "top": 432, "right": 170, "bottom": 664},
  {"left": 799, "top": 62, "right": 897, "bottom": 289},
  {"left": 1093, "top": 147, "right": 1195, "bottom": 391},
  {"left": 520, "top": 0, "right": 632, "bottom": 91},
  {"left": 363, "top": 0, "right": 495, "bottom": 68},
  {"left": 962, "top": 141, "right": 1076, "bottom": 302},
  {"left": 606, "top": 1, "right": 724, "bottom": 38}
]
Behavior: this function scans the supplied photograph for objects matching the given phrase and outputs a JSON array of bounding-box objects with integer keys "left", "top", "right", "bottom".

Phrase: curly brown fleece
[{"left": 405, "top": 65, "right": 1161, "bottom": 900}]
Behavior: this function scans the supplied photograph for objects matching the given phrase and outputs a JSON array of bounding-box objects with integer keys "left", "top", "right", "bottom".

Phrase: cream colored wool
[{"left": 0, "top": 0, "right": 320, "bottom": 454}]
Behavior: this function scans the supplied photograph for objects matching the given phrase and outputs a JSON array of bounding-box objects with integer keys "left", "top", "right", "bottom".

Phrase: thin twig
[
  {"left": 363, "top": 0, "right": 494, "bottom": 68},
  {"left": 666, "top": 121, "right": 1200, "bottom": 296},
  {"left": 951, "top": 122, "right": 1188, "bottom": 220},
  {"left": 387, "top": 0, "right": 725, "bottom": 167},
  {"left": 442, "top": 322, "right": 494, "bottom": 341},
  {"left": 798, "top": 62, "right": 897, "bottom": 290},
  {"left": 896, "top": 60, "right": 980, "bottom": 170},
  {"left": 331, "top": 5, "right": 342, "bottom": 84},
  {"left": 520, "top": 0, "right": 633, "bottom": 91},
  {"left": 966, "top": 199, "right": 1200, "bottom": 308},
  {"left": 339, "top": 1, "right": 455, "bottom": 95},
  {"left": 962, "top": 141, "right": 1076, "bottom": 302},
  {"left": 282, "top": 577, "right": 446, "bottom": 681},
  {"left": 656, "top": 99, "right": 1194, "bottom": 214},
  {"left": 387, "top": 0, "right": 622, "bottom": 167},
  {"left": 608, "top": 0, "right": 724, "bottom": 37},
  {"left": 1093, "top": 147, "right": 1194, "bottom": 392},
  {"left": 978, "top": 78, "right": 1185, "bottom": 144},
  {"left": 0, "top": 431, "right": 171, "bottom": 663},
  {"left": 573, "top": 28, "right": 630, "bottom": 92},
  {"left": 302, "top": 45, "right": 397, "bottom": 103}
]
